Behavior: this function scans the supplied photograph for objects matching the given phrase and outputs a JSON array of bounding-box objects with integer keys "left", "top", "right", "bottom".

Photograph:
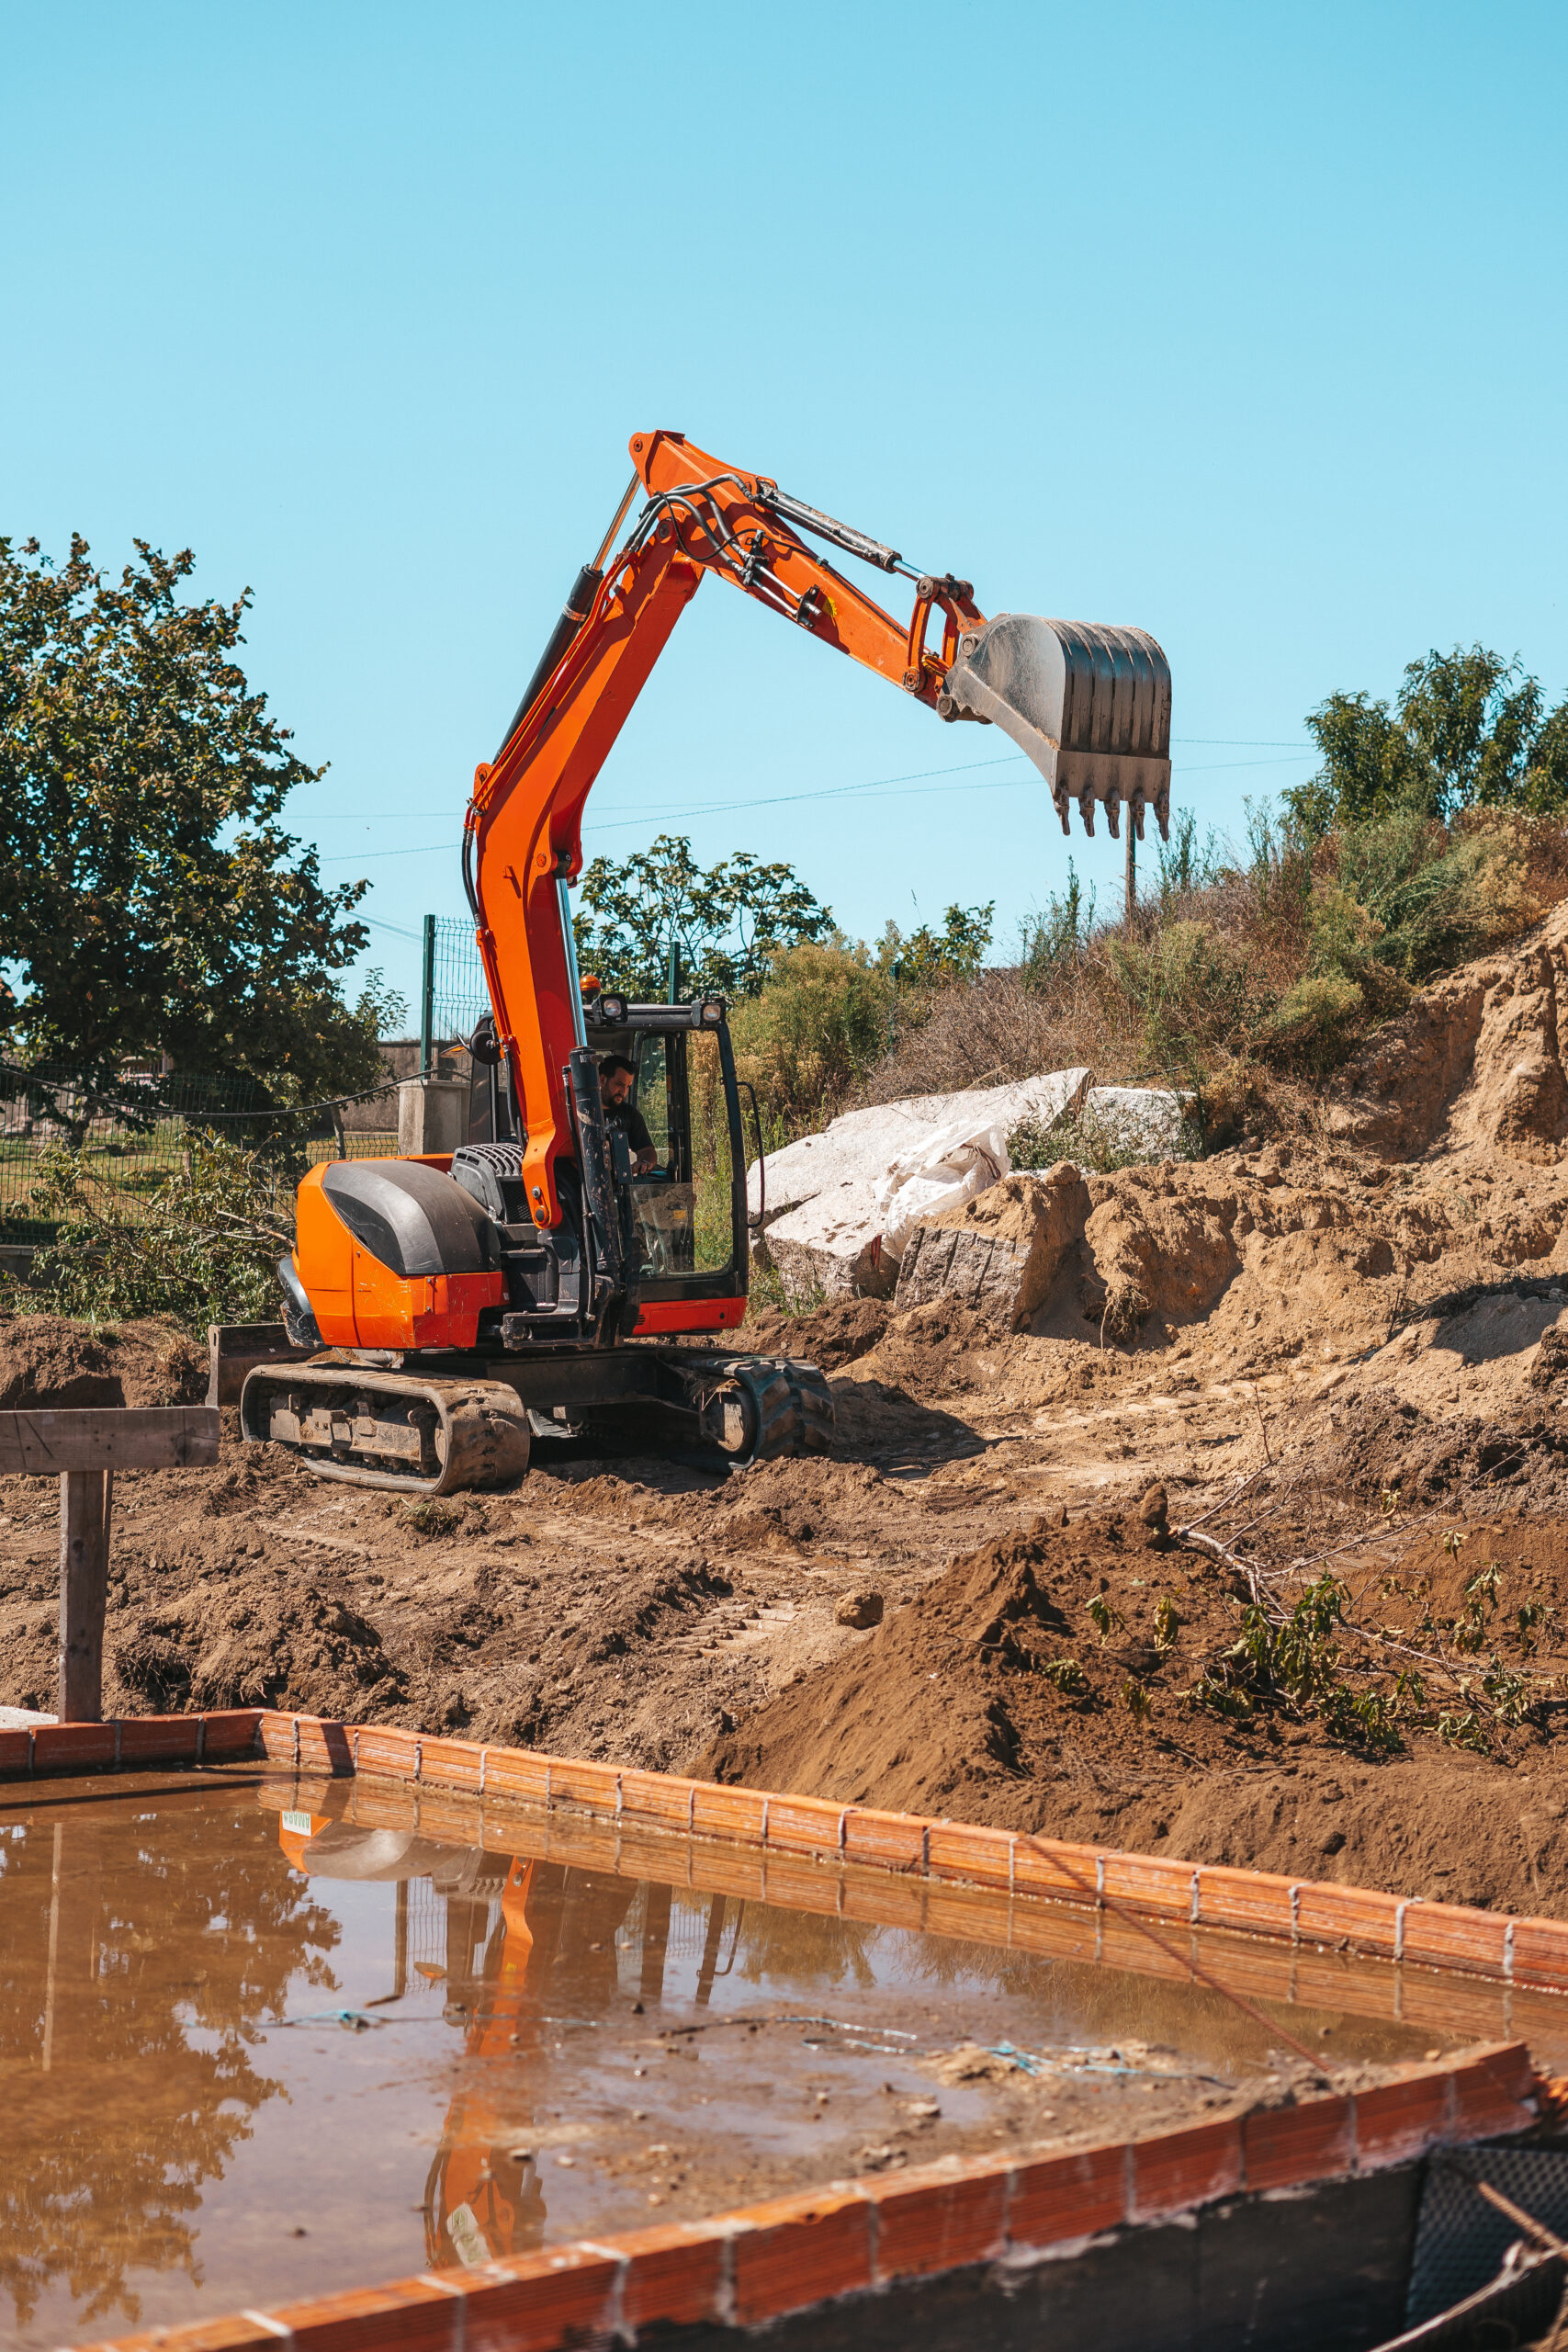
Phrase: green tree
[
  {"left": 877, "top": 899, "right": 994, "bottom": 989},
  {"left": 572, "top": 832, "right": 832, "bottom": 1000},
  {"left": 1290, "top": 645, "right": 1568, "bottom": 835},
  {"left": 0, "top": 535, "right": 379, "bottom": 1094}
]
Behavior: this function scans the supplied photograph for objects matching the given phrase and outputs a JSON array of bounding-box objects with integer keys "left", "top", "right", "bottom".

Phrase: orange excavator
[{"left": 241, "top": 431, "right": 1171, "bottom": 1495}]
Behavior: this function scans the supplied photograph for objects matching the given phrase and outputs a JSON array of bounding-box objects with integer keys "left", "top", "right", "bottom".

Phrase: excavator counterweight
[{"left": 242, "top": 430, "right": 1171, "bottom": 1496}]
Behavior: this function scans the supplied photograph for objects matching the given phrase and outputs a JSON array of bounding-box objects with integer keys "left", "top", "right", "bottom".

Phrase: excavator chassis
[{"left": 240, "top": 1346, "right": 833, "bottom": 1498}]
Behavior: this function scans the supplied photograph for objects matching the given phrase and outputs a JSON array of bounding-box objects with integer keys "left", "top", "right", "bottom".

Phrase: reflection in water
[
  {"left": 0, "top": 1773, "right": 1475, "bottom": 2346},
  {"left": 278, "top": 1819, "right": 640, "bottom": 2267},
  {"left": 415, "top": 1853, "right": 635, "bottom": 2266},
  {"left": 0, "top": 1788, "right": 340, "bottom": 2339}
]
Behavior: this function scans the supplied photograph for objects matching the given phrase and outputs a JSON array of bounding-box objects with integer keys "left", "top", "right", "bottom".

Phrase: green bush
[
  {"left": 1105, "top": 920, "right": 1260, "bottom": 1074},
  {"left": 1332, "top": 806, "right": 1537, "bottom": 980},
  {"left": 728, "top": 939, "right": 894, "bottom": 1127},
  {"left": 25, "top": 1136, "right": 296, "bottom": 1330}
]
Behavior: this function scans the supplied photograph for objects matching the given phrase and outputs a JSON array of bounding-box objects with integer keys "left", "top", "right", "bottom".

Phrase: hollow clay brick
[
  {"left": 1243, "top": 2095, "right": 1353, "bottom": 2192},
  {"left": 1009, "top": 2141, "right": 1127, "bottom": 2248},
  {"left": 1130, "top": 2118, "right": 1244, "bottom": 2220},
  {"left": 865, "top": 2163, "right": 1010, "bottom": 2280},
  {"left": 728, "top": 2187, "right": 874, "bottom": 2325}
]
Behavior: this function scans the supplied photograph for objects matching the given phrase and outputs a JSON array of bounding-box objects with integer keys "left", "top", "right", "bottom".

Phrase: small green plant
[
  {"left": 1441, "top": 1528, "right": 1469, "bottom": 1559},
  {"left": 1381, "top": 1487, "right": 1402, "bottom": 1517},
  {"left": 1481, "top": 1657, "right": 1532, "bottom": 1726},
  {"left": 1453, "top": 1562, "right": 1501, "bottom": 1655},
  {"left": 1086, "top": 1594, "right": 1123, "bottom": 1644},
  {"left": 1121, "top": 1677, "right": 1152, "bottom": 1721},
  {"left": 1438, "top": 1708, "right": 1492, "bottom": 1755},
  {"left": 1040, "top": 1657, "right": 1088, "bottom": 1695},
  {"left": 1153, "top": 1595, "right": 1179, "bottom": 1651},
  {"left": 1183, "top": 1670, "right": 1254, "bottom": 1723},
  {"left": 1515, "top": 1600, "right": 1550, "bottom": 1656},
  {"left": 1185, "top": 1572, "right": 1397, "bottom": 1754},
  {"left": 1392, "top": 1667, "right": 1429, "bottom": 1717}
]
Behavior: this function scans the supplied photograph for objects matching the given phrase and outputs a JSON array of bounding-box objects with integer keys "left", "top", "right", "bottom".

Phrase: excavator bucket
[{"left": 939, "top": 615, "right": 1172, "bottom": 841}]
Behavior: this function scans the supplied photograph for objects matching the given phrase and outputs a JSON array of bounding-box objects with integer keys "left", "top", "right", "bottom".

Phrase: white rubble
[
  {"left": 750, "top": 1069, "right": 1091, "bottom": 1305},
  {"left": 749, "top": 1070, "right": 1198, "bottom": 1306},
  {"left": 873, "top": 1069, "right": 1093, "bottom": 1264},
  {"left": 1081, "top": 1085, "right": 1193, "bottom": 1158}
]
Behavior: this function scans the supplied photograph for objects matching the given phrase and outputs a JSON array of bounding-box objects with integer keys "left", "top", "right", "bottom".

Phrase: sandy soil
[{"left": 8, "top": 901, "right": 1568, "bottom": 1918}]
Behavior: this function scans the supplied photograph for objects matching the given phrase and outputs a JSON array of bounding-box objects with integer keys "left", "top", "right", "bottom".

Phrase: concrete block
[
  {"left": 759, "top": 1180, "right": 894, "bottom": 1306},
  {"left": 895, "top": 1167, "right": 1091, "bottom": 1330},
  {"left": 398, "top": 1077, "right": 469, "bottom": 1158},
  {"left": 1083, "top": 1085, "right": 1193, "bottom": 1159}
]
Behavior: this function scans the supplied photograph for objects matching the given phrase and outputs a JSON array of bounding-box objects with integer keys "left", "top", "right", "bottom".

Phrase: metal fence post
[{"left": 419, "top": 914, "right": 436, "bottom": 1076}]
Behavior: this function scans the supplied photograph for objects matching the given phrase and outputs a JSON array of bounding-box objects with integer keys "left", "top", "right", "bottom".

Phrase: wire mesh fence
[
  {"left": 1, "top": 914, "right": 491, "bottom": 1238},
  {"left": 420, "top": 916, "right": 489, "bottom": 1069},
  {"left": 0, "top": 1061, "right": 406, "bottom": 1238}
]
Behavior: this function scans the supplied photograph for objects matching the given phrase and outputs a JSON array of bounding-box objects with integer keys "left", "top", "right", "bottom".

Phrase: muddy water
[{"left": 0, "top": 1769, "right": 1483, "bottom": 2348}]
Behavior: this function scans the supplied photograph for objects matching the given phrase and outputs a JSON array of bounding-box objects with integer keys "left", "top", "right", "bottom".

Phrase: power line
[{"left": 319, "top": 750, "right": 1319, "bottom": 867}]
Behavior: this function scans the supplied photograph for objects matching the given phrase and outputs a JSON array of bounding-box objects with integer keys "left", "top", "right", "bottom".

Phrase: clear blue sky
[{"left": 6, "top": 0, "right": 1566, "bottom": 1021}]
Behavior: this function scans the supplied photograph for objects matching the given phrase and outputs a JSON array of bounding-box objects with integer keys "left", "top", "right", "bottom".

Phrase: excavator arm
[{"left": 467, "top": 430, "right": 1172, "bottom": 1236}]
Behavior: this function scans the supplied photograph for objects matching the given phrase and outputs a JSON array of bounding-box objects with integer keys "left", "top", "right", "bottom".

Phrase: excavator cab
[{"left": 464, "top": 989, "right": 752, "bottom": 1323}]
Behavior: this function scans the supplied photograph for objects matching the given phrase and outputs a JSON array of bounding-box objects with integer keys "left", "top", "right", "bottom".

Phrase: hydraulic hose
[{"left": 494, "top": 563, "right": 604, "bottom": 760}]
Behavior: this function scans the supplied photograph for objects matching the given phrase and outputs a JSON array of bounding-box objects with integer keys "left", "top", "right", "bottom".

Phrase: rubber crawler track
[{"left": 723, "top": 1354, "right": 835, "bottom": 1463}]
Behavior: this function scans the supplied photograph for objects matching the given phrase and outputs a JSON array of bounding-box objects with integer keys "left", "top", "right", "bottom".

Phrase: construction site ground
[{"left": 9, "top": 906, "right": 1568, "bottom": 1922}]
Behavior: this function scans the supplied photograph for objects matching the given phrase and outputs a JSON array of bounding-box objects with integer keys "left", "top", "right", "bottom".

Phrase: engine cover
[{"left": 294, "top": 1159, "right": 506, "bottom": 1350}]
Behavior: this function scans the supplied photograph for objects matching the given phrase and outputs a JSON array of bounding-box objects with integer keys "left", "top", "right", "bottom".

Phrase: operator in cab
[{"left": 598, "top": 1054, "right": 659, "bottom": 1175}]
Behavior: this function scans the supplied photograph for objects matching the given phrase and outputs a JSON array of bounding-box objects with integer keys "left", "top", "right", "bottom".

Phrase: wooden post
[
  {"left": 0, "top": 1406, "right": 220, "bottom": 1727},
  {"left": 59, "top": 1468, "right": 112, "bottom": 1723}
]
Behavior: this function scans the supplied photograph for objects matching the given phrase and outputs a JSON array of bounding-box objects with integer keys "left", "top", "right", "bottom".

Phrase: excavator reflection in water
[{"left": 277, "top": 1817, "right": 737, "bottom": 2267}]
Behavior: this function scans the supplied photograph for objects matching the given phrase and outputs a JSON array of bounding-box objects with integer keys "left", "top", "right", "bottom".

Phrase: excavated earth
[{"left": 12, "top": 902, "right": 1568, "bottom": 1917}]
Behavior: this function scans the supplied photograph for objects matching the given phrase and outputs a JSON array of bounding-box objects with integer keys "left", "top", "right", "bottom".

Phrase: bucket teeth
[{"left": 942, "top": 614, "right": 1172, "bottom": 842}]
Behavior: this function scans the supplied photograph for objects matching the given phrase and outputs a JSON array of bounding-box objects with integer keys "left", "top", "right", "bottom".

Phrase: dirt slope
[{"left": 699, "top": 1513, "right": 1568, "bottom": 1918}]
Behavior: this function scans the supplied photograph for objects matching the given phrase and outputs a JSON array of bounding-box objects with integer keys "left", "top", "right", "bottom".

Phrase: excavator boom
[{"left": 469, "top": 429, "right": 1172, "bottom": 1238}]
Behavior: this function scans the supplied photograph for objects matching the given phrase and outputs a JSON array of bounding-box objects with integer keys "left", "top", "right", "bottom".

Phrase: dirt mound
[
  {"left": 0, "top": 1313, "right": 204, "bottom": 1409},
  {"left": 1330, "top": 1385, "right": 1568, "bottom": 1508},
  {"left": 698, "top": 1509, "right": 1568, "bottom": 1918},
  {"left": 742, "top": 1295, "right": 889, "bottom": 1371},
  {"left": 110, "top": 1577, "right": 407, "bottom": 1717}
]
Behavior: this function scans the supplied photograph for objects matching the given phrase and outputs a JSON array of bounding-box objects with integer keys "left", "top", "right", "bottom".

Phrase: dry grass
[{"left": 858, "top": 811, "right": 1568, "bottom": 1133}]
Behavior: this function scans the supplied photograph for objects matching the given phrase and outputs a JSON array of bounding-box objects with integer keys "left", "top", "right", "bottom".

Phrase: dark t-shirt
[{"left": 608, "top": 1098, "right": 653, "bottom": 1157}]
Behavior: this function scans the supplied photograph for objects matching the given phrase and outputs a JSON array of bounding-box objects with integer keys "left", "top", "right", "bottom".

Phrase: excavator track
[
  {"left": 690, "top": 1352, "right": 835, "bottom": 1464},
  {"left": 240, "top": 1362, "right": 532, "bottom": 1498},
  {"left": 240, "top": 1345, "right": 833, "bottom": 1495}
]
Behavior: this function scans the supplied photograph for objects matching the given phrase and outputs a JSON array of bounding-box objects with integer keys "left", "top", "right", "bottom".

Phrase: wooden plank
[
  {"left": 207, "top": 1322, "right": 313, "bottom": 1408},
  {"left": 59, "top": 1468, "right": 111, "bottom": 1722},
  {"left": 0, "top": 1406, "right": 220, "bottom": 1475}
]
